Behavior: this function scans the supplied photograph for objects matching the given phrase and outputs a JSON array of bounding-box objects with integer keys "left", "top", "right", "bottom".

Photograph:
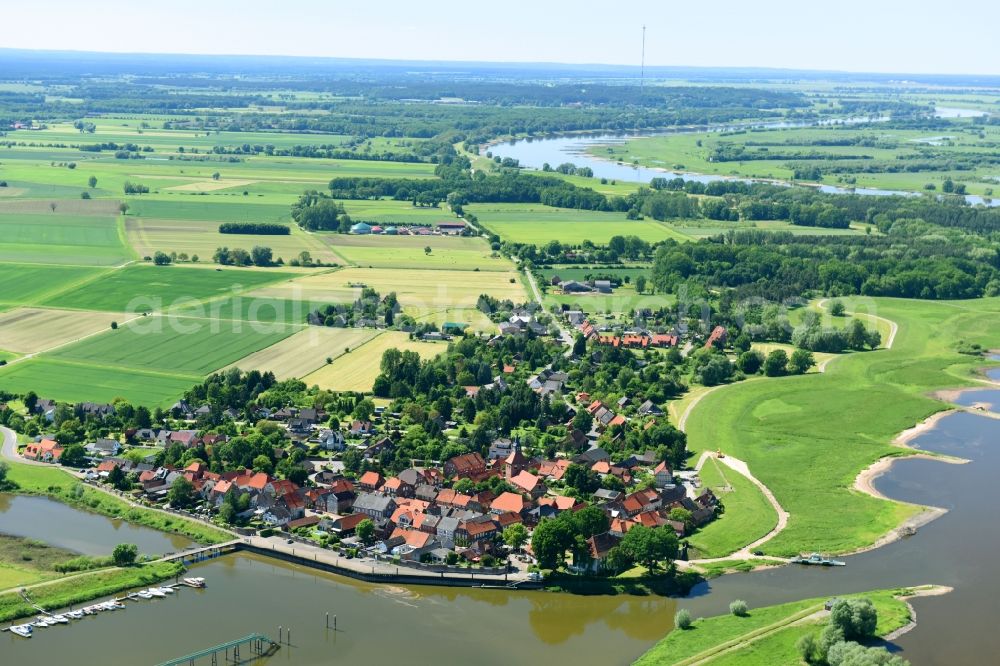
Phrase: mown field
[
  {"left": 684, "top": 297, "right": 1000, "bottom": 556},
  {"left": 303, "top": 331, "right": 444, "bottom": 392},
  {"left": 321, "top": 233, "right": 510, "bottom": 271},
  {"left": 227, "top": 326, "right": 380, "bottom": 380},
  {"left": 469, "top": 203, "right": 688, "bottom": 244},
  {"left": 0, "top": 307, "right": 124, "bottom": 354}
]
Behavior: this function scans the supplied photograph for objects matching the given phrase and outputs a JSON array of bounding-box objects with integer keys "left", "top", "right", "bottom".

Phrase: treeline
[
  {"left": 218, "top": 222, "right": 289, "bottom": 235},
  {"left": 652, "top": 230, "right": 999, "bottom": 301}
]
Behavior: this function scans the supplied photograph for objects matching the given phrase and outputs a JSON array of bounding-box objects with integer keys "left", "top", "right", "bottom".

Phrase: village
[{"left": 11, "top": 303, "right": 724, "bottom": 579}]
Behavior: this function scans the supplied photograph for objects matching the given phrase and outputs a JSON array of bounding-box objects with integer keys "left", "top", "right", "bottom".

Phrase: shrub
[
  {"left": 674, "top": 608, "right": 692, "bottom": 630},
  {"left": 729, "top": 599, "right": 748, "bottom": 616}
]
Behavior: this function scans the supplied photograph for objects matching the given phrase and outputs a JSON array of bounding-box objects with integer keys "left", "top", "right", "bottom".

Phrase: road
[
  {"left": 1, "top": 425, "right": 48, "bottom": 466},
  {"left": 522, "top": 268, "right": 574, "bottom": 353}
]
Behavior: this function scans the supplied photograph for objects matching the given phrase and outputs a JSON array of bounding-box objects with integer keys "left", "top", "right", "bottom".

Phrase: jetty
[
  {"left": 156, "top": 633, "right": 278, "bottom": 666},
  {"left": 790, "top": 553, "right": 846, "bottom": 567}
]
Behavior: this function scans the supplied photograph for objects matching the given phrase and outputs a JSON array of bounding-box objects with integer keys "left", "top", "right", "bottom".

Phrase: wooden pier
[{"left": 155, "top": 633, "right": 278, "bottom": 666}]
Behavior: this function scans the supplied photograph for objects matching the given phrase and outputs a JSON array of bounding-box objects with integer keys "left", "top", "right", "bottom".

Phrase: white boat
[
  {"left": 35, "top": 616, "right": 51, "bottom": 627},
  {"left": 183, "top": 577, "right": 206, "bottom": 587},
  {"left": 50, "top": 614, "right": 69, "bottom": 624},
  {"left": 10, "top": 624, "right": 33, "bottom": 638},
  {"left": 158, "top": 586, "right": 175, "bottom": 594},
  {"left": 82, "top": 606, "right": 96, "bottom": 615},
  {"left": 67, "top": 610, "right": 84, "bottom": 619},
  {"left": 148, "top": 588, "right": 166, "bottom": 598},
  {"left": 136, "top": 591, "right": 153, "bottom": 599}
]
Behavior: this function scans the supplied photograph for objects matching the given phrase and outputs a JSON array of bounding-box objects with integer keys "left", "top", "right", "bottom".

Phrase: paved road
[{"left": 1, "top": 425, "right": 48, "bottom": 466}]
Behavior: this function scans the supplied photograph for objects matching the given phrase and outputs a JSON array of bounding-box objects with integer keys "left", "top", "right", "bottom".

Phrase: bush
[
  {"left": 729, "top": 599, "right": 748, "bottom": 616},
  {"left": 674, "top": 608, "right": 692, "bottom": 630},
  {"left": 829, "top": 299, "right": 846, "bottom": 316}
]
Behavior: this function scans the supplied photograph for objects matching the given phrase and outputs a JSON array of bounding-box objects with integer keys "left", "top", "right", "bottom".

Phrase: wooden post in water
[
  {"left": 334, "top": 614, "right": 337, "bottom": 630},
  {"left": 278, "top": 625, "right": 282, "bottom": 644},
  {"left": 287, "top": 628, "right": 291, "bottom": 646},
  {"left": 325, "top": 612, "right": 329, "bottom": 629}
]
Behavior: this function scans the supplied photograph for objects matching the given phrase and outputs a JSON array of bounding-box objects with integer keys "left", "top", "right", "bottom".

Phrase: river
[
  {"left": 3, "top": 390, "right": 1000, "bottom": 664},
  {"left": 0, "top": 493, "right": 191, "bottom": 556},
  {"left": 486, "top": 117, "right": 999, "bottom": 208}
]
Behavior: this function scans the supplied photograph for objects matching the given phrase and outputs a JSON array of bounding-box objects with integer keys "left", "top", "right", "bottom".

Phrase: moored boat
[
  {"left": 136, "top": 591, "right": 153, "bottom": 599},
  {"left": 148, "top": 588, "right": 166, "bottom": 598},
  {"left": 791, "top": 552, "right": 847, "bottom": 567},
  {"left": 10, "top": 624, "right": 33, "bottom": 638},
  {"left": 67, "top": 610, "right": 84, "bottom": 619},
  {"left": 50, "top": 614, "right": 69, "bottom": 624}
]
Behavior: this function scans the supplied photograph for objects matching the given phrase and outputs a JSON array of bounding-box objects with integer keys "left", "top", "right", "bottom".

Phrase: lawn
[
  {"left": 337, "top": 198, "right": 459, "bottom": 224},
  {"left": 51, "top": 315, "right": 298, "bottom": 376},
  {"left": 635, "top": 586, "right": 920, "bottom": 666},
  {"left": 0, "top": 307, "right": 124, "bottom": 354},
  {"left": 248, "top": 266, "right": 527, "bottom": 311},
  {"left": 684, "top": 297, "right": 1000, "bottom": 556},
  {"left": 226, "top": 326, "right": 380, "bottom": 379},
  {"left": 686, "top": 457, "right": 777, "bottom": 559},
  {"left": 0, "top": 357, "right": 199, "bottom": 406},
  {"left": 469, "top": 203, "right": 687, "bottom": 245},
  {"left": 322, "top": 233, "right": 512, "bottom": 271},
  {"left": 43, "top": 264, "right": 296, "bottom": 312},
  {"left": 303, "top": 331, "right": 444, "bottom": 392}
]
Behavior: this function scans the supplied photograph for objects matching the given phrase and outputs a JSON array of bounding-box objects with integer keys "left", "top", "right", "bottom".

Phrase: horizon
[{"left": 2, "top": 0, "right": 999, "bottom": 77}]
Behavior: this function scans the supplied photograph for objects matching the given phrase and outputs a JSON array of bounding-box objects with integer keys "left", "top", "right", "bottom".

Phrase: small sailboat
[
  {"left": 50, "top": 614, "right": 69, "bottom": 624},
  {"left": 10, "top": 624, "right": 33, "bottom": 638},
  {"left": 66, "top": 610, "right": 84, "bottom": 619},
  {"left": 136, "top": 590, "right": 153, "bottom": 599},
  {"left": 158, "top": 586, "right": 175, "bottom": 594},
  {"left": 34, "top": 616, "right": 51, "bottom": 627}
]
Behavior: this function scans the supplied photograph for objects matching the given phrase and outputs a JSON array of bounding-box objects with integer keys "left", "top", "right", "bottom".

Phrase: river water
[
  {"left": 486, "top": 118, "right": 999, "bottom": 208},
  {"left": 0, "top": 493, "right": 191, "bottom": 556},
  {"left": 3, "top": 387, "right": 999, "bottom": 664}
]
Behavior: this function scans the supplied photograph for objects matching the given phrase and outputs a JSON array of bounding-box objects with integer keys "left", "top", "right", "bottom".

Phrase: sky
[{"left": 5, "top": 0, "right": 999, "bottom": 76}]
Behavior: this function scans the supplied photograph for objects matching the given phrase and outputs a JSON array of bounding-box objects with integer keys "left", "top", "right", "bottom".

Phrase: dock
[{"left": 156, "top": 633, "right": 278, "bottom": 666}]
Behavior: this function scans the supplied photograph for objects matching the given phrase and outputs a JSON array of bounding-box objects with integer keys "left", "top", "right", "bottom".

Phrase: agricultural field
[
  {"left": 302, "top": 331, "right": 444, "bottom": 392},
  {"left": 50, "top": 315, "right": 298, "bottom": 376},
  {"left": 0, "top": 203, "right": 130, "bottom": 266},
  {"left": 248, "top": 266, "right": 527, "bottom": 311},
  {"left": 43, "top": 264, "right": 296, "bottom": 312},
  {"left": 0, "top": 307, "right": 124, "bottom": 354},
  {"left": 0, "top": 357, "right": 198, "bottom": 406},
  {"left": 226, "top": 326, "right": 380, "bottom": 379},
  {"left": 667, "top": 219, "right": 866, "bottom": 238},
  {"left": 0, "top": 264, "right": 104, "bottom": 307},
  {"left": 592, "top": 123, "right": 1000, "bottom": 196},
  {"left": 321, "top": 233, "right": 510, "bottom": 271},
  {"left": 125, "top": 217, "right": 341, "bottom": 264},
  {"left": 336, "top": 199, "right": 458, "bottom": 225},
  {"left": 469, "top": 203, "right": 688, "bottom": 245}
]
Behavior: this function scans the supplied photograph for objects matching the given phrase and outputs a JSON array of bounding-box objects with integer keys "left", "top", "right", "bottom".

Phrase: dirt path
[{"left": 816, "top": 298, "right": 898, "bottom": 349}]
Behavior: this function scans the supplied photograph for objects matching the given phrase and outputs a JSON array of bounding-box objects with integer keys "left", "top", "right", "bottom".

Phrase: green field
[
  {"left": 685, "top": 297, "right": 1000, "bottom": 556},
  {"left": 43, "top": 264, "right": 296, "bottom": 312},
  {"left": 52, "top": 315, "right": 298, "bottom": 376},
  {"left": 337, "top": 198, "right": 459, "bottom": 224},
  {"left": 0, "top": 263, "right": 104, "bottom": 307},
  {"left": 469, "top": 203, "right": 688, "bottom": 245},
  {"left": 636, "top": 587, "right": 920, "bottom": 666},
  {"left": 594, "top": 123, "right": 1000, "bottom": 196},
  {"left": 687, "top": 457, "right": 778, "bottom": 559},
  {"left": 0, "top": 204, "right": 129, "bottom": 265},
  {"left": 0, "top": 357, "right": 200, "bottom": 406}
]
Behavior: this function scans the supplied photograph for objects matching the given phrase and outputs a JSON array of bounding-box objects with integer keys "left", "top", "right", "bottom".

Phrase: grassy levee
[
  {"left": 0, "top": 561, "right": 184, "bottom": 622},
  {"left": 635, "top": 586, "right": 923, "bottom": 666},
  {"left": 6, "top": 462, "right": 230, "bottom": 545},
  {"left": 686, "top": 457, "right": 777, "bottom": 558},
  {"left": 684, "top": 297, "right": 1000, "bottom": 557}
]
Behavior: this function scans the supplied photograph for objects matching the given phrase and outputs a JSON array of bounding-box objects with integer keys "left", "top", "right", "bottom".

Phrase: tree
[
  {"left": 110, "top": 321, "right": 118, "bottom": 330},
  {"left": 729, "top": 599, "right": 749, "bottom": 616},
  {"left": 674, "top": 609, "right": 692, "bottom": 630},
  {"left": 0, "top": 460, "right": 9, "bottom": 488},
  {"left": 88, "top": 175, "right": 98, "bottom": 188},
  {"left": 826, "top": 641, "right": 908, "bottom": 666},
  {"left": 635, "top": 275, "right": 647, "bottom": 294},
  {"left": 424, "top": 246, "right": 432, "bottom": 255},
  {"left": 107, "top": 465, "right": 129, "bottom": 490},
  {"left": 119, "top": 202, "right": 129, "bottom": 215},
  {"left": 572, "top": 333, "right": 587, "bottom": 356},
  {"left": 829, "top": 299, "right": 846, "bottom": 317},
  {"left": 763, "top": 349, "right": 789, "bottom": 377},
  {"left": 563, "top": 463, "right": 600, "bottom": 495},
  {"left": 736, "top": 350, "right": 764, "bottom": 375},
  {"left": 356, "top": 518, "right": 375, "bottom": 545},
  {"left": 620, "top": 525, "right": 678, "bottom": 572},
  {"left": 112, "top": 543, "right": 138, "bottom": 567},
  {"left": 531, "top": 517, "right": 575, "bottom": 569},
  {"left": 829, "top": 598, "right": 878, "bottom": 641},
  {"left": 252, "top": 454, "right": 273, "bottom": 475},
  {"left": 24, "top": 391, "right": 38, "bottom": 414},
  {"left": 153, "top": 251, "right": 172, "bottom": 266},
  {"left": 502, "top": 523, "right": 529, "bottom": 551},
  {"left": 167, "top": 477, "right": 195, "bottom": 509},
  {"left": 59, "top": 444, "right": 87, "bottom": 467},
  {"left": 250, "top": 245, "right": 273, "bottom": 267},
  {"left": 788, "top": 349, "right": 815, "bottom": 375}
]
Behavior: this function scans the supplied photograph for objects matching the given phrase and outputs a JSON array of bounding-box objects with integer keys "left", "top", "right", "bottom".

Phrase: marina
[{"left": 2, "top": 578, "right": 207, "bottom": 639}]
